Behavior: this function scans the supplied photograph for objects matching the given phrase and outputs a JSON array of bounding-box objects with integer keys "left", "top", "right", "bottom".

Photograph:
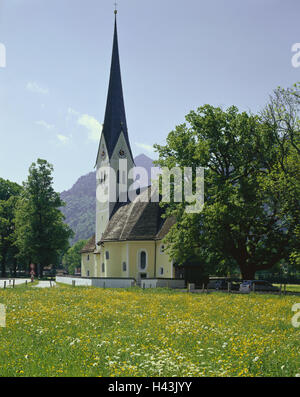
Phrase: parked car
[
  {"left": 239, "top": 280, "right": 280, "bottom": 292},
  {"left": 207, "top": 279, "right": 229, "bottom": 290},
  {"left": 230, "top": 281, "right": 241, "bottom": 291}
]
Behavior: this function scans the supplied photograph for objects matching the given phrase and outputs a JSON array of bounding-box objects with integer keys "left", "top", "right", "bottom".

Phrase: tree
[
  {"left": 262, "top": 82, "right": 300, "bottom": 269},
  {"left": 14, "top": 159, "right": 73, "bottom": 278},
  {"left": 62, "top": 239, "right": 87, "bottom": 275},
  {"left": 0, "top": 179, "right": 22, "bottom": 277},
  {"left": 154, "top": 103, "right": 300, "bottom": 280}
]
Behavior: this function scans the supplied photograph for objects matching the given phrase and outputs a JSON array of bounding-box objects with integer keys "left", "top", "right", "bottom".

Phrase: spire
[{"left": 100, "top": 11, "right": 133, "bottom": 160}]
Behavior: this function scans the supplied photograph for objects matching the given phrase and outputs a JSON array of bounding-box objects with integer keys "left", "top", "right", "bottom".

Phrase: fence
[{"left": 56, "top": 276, "right": 136, "bottom": 289}]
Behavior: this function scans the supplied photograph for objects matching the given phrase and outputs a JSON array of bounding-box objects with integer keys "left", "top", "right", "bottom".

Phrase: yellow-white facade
[{"left": 81, "top": 240, "right": 174, "bottom": 282}]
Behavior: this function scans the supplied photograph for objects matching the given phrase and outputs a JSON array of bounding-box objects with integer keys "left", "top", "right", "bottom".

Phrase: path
[{"left": 34, "top": 281, "right": 56, "bottom": 288}]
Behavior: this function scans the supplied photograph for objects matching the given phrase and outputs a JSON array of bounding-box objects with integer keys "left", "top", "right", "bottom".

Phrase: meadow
[
  {"left": 274, "top": 284, "right": 300, "bottom": 293},
  {"left": 0, "top": 284, "right": 299, "bottom": 377}
]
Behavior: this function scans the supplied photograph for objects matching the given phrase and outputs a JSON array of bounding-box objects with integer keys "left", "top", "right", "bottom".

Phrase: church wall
[
  {"left": 81, "top": 240, "right": 175, "bottom": 280},
  {"left": 155, "top": 241, "right": 173, "bottom": 279},
  {"left": 81, "top": 253, "right": 94, "bottom": 277},
  {"left": 127, "top": 241, "right": 156, "bottom": 280},
  {"left": 94, "top": 252, "right": 102, "bottom": 277},
  {"left": 102, "top": 242, "right": 125, "bottom": 278}
]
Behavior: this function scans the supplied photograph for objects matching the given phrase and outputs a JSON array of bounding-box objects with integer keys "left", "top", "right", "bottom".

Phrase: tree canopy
[
  {"left": 0, "top": 178, "right": 22, "bottom": 277},
  {"left": 154, "top": 84, "right": 300, "bottom": 279},
  {"left": 62, "top": 239, "right": 88, "bottom": 275},
  {"left": 14, "top": 159, "right": 73, "bottom": 277}
]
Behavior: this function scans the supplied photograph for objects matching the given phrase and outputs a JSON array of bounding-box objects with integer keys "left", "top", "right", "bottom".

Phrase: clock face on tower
[{"left": 119, "top": 149, "right": 126, "bottom": 158}]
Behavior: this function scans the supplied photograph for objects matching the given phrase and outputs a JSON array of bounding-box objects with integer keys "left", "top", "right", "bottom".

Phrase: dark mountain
[{"left": 60, "top": 154, "right": 155, "bottom": 245}]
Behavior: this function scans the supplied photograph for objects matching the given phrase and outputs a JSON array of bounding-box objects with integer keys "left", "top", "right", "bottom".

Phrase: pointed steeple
[{"left": 100, "top": 12, "right": 133, "bottom": 160}]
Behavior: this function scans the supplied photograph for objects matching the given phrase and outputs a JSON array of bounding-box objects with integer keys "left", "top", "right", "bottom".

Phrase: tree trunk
[
  {"left": 240, "top": 266, "right": 256, "bottom": 280},
  {"left": 1, "top": 261, "right": 5, "bottom": 278},
  {"left": 38, "top": 264, "right": 44, "bottom": 279},
  {"left": 12, "top": 259, "right": 17, "bottom": 278},
  {"left": 0, "top": 249, "right": 7, "bottom": 278}
]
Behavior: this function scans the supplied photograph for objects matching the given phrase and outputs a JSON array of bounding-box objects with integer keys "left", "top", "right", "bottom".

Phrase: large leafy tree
[
  {"left": 14, "top": 159, "right": 73, "bottom": 277},
  {"left": 62, "top": 239, "right": 87, "bottom": 275},
  {"left": 262, "top": 82, "right": 300, "bottom": 269},
  {"left": 155, "top": 102, "right": 299, "bottom": 280},
  {"left": 0, "top": 179, "right": 22, "bottom": 277}
]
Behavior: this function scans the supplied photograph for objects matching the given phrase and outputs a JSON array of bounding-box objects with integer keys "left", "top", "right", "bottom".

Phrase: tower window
[
  {"left": 122, "top": 262, "right": 127, "bottom": 272},
  {"left": 87, "top": 270, "right": 90, "bottom": 277},
  {"left": 160, "top": 245, "right": 165, "bottom": 254},
  {"left": 87, "top": 255, "right": 90, "bottom": 261},
  {"left": 106, "top": 251, "right": 109, "bottom": 260},
  {"left": 160, "top": 267, "right": 164, "bottom": 275},
  {"left": 102, "top": 263, "right": 105, "bottom": 273}
]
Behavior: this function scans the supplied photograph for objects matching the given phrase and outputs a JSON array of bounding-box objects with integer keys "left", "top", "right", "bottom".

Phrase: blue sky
[{"left": 0, "top": 0, "right": 299, "bottom": 192}]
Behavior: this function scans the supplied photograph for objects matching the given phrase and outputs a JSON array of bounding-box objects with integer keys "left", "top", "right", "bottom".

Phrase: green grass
[
  {"left": 0, "top": 285, "right": 299, "bottom": 377},
  {"left": 274, "top": 284, "right": 300, "bottom": 293}
]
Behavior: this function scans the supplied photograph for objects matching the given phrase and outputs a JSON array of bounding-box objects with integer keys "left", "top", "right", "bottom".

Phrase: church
[{"left": 80, "top": 11, "right": 178, "bottom": 285}]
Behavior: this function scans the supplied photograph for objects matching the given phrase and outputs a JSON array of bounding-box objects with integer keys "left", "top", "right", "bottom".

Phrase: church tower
[{"left": 95, "top": 10, "right": 135, "bottom": 247}]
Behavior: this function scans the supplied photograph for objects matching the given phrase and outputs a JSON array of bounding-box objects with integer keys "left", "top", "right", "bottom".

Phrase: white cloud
[
  {"left": 67, "top": 107, "right": 80, "bottom": 117},
  {"left": 26, "top": 81, "right": 49, "bottom": 95},
  {"left": 57, "top": 134, "right": 69, "bottom": 144},
  {"left": 66, "top": 107, "right": 80, "bottom": 122},
  {"left": 35, "top": 120, "right": 54, "bottom": 130},
  {"left": 135, "top": 142, "right": 155, "bottom": 154},
  {"left": 78, "top": 114, "right": 103, "bottom": 141}
]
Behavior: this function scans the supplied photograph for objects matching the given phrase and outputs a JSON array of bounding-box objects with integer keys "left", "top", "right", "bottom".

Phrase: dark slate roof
[
  {"left": 100, "top": 187, "right": 174, "bottom": 243},
  {"left": 81, "top": 235, "right": 96, "bottom": 253},
  {"left": 97, "top": 15, "right": 133, "bottom": 161},
  {"left": 156, "top": 216, "right": 177, "bottom": 240}
]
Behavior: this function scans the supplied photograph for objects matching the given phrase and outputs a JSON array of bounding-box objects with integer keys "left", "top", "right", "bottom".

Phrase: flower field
[{"left": 0, "top": 285, "right": 299, "bottom": 377}]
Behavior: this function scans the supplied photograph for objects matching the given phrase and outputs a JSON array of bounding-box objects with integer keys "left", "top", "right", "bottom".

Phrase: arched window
[
  {"left": 102, "top": 263, "right": 105, "bottom": 273},
  {"left": 140, "top": 251, "right": 147, "bottom": 270},
  {"left": 122, "top": 262, "right": 127, "bottom": 272},
  {"left": 117, "top": 170, "right": 120, "bottom": 184},
  {"left": 87, "top": 255, "right": 90, "bottom": 261},
  {"left": 106, "top": 251, "right": 109, "bottom": 260}
]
